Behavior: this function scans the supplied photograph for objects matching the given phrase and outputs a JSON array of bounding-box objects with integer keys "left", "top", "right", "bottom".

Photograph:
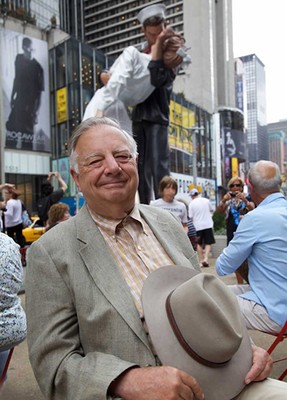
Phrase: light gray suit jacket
[{"left": 26, "top": 204, "right": 200, "bottom": 400}]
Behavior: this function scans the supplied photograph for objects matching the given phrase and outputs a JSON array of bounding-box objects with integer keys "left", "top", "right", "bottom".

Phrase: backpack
[
  {"left": 21, "top": 202, "right": 32, "bottom": 228},
  {"left": 37, "top": 196, "right": 52, "bottom": 223}
]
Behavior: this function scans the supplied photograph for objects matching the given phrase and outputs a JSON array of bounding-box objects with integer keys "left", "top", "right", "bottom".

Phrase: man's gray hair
[
  {"left": 248, "top": 160, "right": 281, "bottom": 194},
  {"left": 69, "top": 117, "right": 137, "bottom": 173}
]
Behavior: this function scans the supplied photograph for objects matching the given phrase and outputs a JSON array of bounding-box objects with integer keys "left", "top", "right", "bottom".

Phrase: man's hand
[
  {"left": 245, "top": 345, "right": 273, "bottom": 384},
  {"left": 151, "top": 27, "right": 179, "bottom": 60},
  {"left": 0, "top": 183, "right": 15, "bottom": 191},
  {"left": 156, "top": 26, "right": 178, "bottom": 44},
  {"left": 47, "top": 172, "right": 54, "bottom": 180},
  {"left": 109, "top": 366, "right": 204, "bottom": 400}
]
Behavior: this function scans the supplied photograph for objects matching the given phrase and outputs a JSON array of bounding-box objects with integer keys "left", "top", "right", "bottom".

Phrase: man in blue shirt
[{"left": 216, "top": 160, "right": 287, "bottom": 333}]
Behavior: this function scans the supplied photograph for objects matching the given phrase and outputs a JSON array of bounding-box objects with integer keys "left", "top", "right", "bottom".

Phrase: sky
[{"left": 232, "top": 0, "right": 287, "bottom": 123}]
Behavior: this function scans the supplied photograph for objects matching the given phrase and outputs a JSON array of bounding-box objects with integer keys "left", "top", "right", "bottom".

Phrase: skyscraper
[
  {"left": 240, "top": 54, "right": 268, "bottom": 163},
  {"left": 267, "top": 119, "right": 287, "bottom": 178}
]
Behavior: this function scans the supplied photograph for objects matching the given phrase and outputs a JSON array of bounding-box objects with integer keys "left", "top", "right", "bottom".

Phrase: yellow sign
[
  {"left": 169, "top": 100, "right": 195, "bottom": 153},
  {"left": 56, "top": 87, "right": 68, "bottom": 123},
  {"left": 231, "top": 157, "right": 239, "bottom": 177}
]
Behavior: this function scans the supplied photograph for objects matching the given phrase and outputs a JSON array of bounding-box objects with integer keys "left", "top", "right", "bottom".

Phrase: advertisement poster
[
  {"left": 0, "top": 28, "right": 50, "bottom": 152},
  {"left": 169, "top": 100, "right": 195, "bottom": 153},
  {"left": 171, "top": 172, "right": 216, "bottom": 210},
  {"left": 223, "top": 128, "right": 246, "bottom": 160}
]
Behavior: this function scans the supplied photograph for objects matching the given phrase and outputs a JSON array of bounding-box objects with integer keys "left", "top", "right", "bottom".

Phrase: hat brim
[{"left": 142, "top": 266, "right": 253, "bottom": 400}]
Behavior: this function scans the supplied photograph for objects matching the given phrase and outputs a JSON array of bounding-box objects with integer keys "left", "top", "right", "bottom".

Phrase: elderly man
[
  {"left": 216, "top": 160, "right": 287, "bottom": 334},
  {"left": 26, "top": 119, "right": 286, "bottom": 400}
]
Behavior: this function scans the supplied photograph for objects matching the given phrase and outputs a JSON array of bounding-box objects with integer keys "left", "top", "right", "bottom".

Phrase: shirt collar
[
  {"left": 258, "top": 192, "right": 286, "bottom": 207},
  {"left": 87, "top": 204, "right": 145, "bottom": 235}
]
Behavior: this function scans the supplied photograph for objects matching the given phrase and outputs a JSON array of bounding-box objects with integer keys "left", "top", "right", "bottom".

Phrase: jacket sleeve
[
  {"left": 25, "top": 226, "right": 155, "bottom": 400},
  {"left": 148, "top": 59, "right": 176, "bottom": 88}
]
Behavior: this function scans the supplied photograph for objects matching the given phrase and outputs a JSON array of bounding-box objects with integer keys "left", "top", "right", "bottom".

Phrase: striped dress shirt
[{"left": 89, "top": 205, "right": 174, "bottom": 316}]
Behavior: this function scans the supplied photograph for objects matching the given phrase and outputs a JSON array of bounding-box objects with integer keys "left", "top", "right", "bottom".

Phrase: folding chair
[
  {"left": 265, "top": 320, "right": 287, "bottom": 381},
  {"left": 0, "top": 347, "right": 14, "bottom": 387}
]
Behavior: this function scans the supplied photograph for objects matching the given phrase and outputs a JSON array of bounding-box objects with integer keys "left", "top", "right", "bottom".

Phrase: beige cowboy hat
[{"left": 142, "top": 266, "right": 253, "bottom": 400}]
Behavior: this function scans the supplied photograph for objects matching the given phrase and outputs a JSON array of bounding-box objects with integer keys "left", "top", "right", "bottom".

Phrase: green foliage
[
  {"left": 212, "top": 211, "right": 226, "bottom": 235},
  {"left": 0, "top": 5, "right": 36, "bottom": 25}
]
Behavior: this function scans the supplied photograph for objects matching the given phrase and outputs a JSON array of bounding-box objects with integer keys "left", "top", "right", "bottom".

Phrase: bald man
[{"left": 216, "top": 160, "right": 287, "bottom": 334}]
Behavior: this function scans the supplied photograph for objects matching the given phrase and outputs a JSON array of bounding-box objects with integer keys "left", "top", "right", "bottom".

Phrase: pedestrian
[
  {"left": 0, "top": 183, "right": 15, "bottom": 232},
  {"left": 37, "top": 171, "right": 67, "bottom": 226},
  {"left": 150, "top": 175, "right": 188, "bottom": 233},
  {"left": 45, "top": 202, "right": 70, "bottom": 232},
  {"left": 132, "top": 4, "right": 182, "bottom": 204},
  {"left": 25, "top": 117, "right": 286, "bottom": 400},
  {"left": 176, "top": 196, "right": 198, "bottom": 251},
  {"left": 3, "top": 188, "right": 25, "bottom": 248},
  {"left": 216, "top": 176, "right": 255, "bottom": 283},
  {"left": 188, "top": 188, "right": 215, "bottom": 267},
  {"left": 216, "top": 160, "right": 287, "bottom": 334}
]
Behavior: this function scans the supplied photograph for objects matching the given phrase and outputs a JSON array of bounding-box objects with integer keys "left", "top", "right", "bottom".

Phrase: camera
[{"left": 229, "top": 192, "right": 236, "bottom": 198}]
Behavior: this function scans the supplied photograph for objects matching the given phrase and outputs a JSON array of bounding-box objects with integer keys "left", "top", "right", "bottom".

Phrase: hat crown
[
  {"left": 168, "top": 274, "right": 243, "bottom": 364},
  {"left": 190, "top": 188, "right": 198, "bottom": 196},
  {"left": 142, "top": 266, "right": 253, "bottom": 400},
  {"left": 137, "top": 4, "right": 166, "bottom": 24}
]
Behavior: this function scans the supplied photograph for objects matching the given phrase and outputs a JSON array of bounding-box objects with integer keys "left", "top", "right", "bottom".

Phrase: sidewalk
[{"left": 1, "top": 258, "right": 286, "bottom": 399}]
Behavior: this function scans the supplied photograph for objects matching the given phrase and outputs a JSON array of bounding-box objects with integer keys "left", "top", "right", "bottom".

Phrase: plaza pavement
[{"left": 1, "top": 258, "right": 286, "bottom": 399}]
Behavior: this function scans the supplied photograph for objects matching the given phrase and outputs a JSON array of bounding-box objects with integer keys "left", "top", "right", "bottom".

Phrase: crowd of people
[
  {"left": 216, "top": 160, "right": 287, "bottom": 335},
  {"left": 1, "top": 3, "right": 287, "bottom": 399},
  {"left": 0, "top": 173, "right": 68, "bottom": 388}
]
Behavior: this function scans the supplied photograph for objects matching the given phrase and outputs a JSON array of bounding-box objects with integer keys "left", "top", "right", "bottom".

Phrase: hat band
[{"left": 166, "top": 291, "right": 230, "bottom": 368}]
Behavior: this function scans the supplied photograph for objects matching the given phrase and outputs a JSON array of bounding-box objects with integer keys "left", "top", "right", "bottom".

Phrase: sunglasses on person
[{"left": 229, "top": 183, "right": 242, "bottom": 188}]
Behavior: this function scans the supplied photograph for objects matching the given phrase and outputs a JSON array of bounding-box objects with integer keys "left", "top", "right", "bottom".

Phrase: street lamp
[{"left": 187, "top": 126, "right": 204, "bottom": 187}]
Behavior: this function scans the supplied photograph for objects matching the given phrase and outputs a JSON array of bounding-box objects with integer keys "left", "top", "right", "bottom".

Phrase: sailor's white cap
[{"left": 137, "top": 4, "right": 167, "bottom": 25}]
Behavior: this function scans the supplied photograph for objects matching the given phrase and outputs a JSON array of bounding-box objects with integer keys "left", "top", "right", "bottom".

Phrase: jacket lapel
[
  {"left": 74, "top": 204, "right": 198, "bottom": 351},
  {"left": 75, "top": 206, "right": 151, "bottom": 350},
  {"left": 138, "top": 204, "right": 199, "bottom": 268}
]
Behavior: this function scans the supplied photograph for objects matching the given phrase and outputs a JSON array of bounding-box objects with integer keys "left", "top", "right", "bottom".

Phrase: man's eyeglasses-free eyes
[
  {"left": 229, "top": 183, "right": 242, "bottom": 188},
  {"left": 80, "top": 152, "right": 134, "bottom": 170}
]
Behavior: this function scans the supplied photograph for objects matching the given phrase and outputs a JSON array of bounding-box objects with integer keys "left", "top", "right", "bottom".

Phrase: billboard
[
  {"left": 56, "top": 87, "right": 68, "bottom": 123},
  {"left": 169, "top": 100, "right": 195, "bottom": 153},
  {"left": 1, "top": 28, "right": 50, "bottom": 152},
  {"left": 223, "top": 128, "right": 246, "bottom": 160}
]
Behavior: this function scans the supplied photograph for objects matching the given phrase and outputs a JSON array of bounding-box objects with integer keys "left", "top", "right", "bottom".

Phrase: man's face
[
  {"left": 142, "top": 24, "right": 164, "bottom": 46},
  {"left": 71, "top": 125, "right": 138, "bottom": 216},
  {"left": 162, "top": 186, "right": 176, "bottom": 203},
  {"left": 23, "top": 43, "right": 33, "bottom": 60}
]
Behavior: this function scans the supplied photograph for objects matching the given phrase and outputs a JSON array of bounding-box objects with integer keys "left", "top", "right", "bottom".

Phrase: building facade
[
  {"left": 0, "top": 0, "right": 59, "bottom": 29},
  {"left": 0, "top": 1, "right": 61, "bottom": 213},
  {"left": 239, "top": 54, "right": 268, "bottom": 163},
  {"left": 267, "top": 119, "right": 287, "bottom": 186},
  {"left": 0, "top": 0, "right": 237, "bottom": 215}
]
